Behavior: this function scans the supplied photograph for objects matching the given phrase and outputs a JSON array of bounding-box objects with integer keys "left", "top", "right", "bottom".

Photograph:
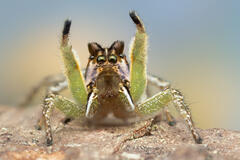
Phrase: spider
[{"left": 26, "top": 11, "right": 202, "bottom": 146}]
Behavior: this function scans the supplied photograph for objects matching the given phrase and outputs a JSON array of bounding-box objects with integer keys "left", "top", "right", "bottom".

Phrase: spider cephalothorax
[
  {"left": 24, "top": 11, "right": 203, "bottom": 146},
  {"left": 84, "top": 41, "right": 134, "bottom": 119},
  {"left": 85, "top": 41, "right": 129, "bottom": 93}
]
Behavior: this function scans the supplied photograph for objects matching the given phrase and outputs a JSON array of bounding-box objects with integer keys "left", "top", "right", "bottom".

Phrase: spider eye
[
  {"left": 89, "top": 55, "right": 95, "bottom": 60},
  {"left": 97, "top": 55, "right": 106, "bottom": 63},
  {"left": 108, "top": 55, "right": 117, "bottom": 63},
  {"left": 119, "top": 54, "right": 125, "bottom": 58}
]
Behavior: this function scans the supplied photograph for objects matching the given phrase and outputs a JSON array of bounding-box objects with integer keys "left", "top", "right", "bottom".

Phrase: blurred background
[{"left": 0, "top": 0, "right": 239, "bottom": 130}]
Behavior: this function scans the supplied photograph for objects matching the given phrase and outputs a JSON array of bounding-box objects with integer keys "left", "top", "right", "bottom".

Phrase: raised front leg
[
  {"left": 61, "top": 20, "right": 88, "bottom": 106},
  {"left": 129, "top": 11, "right": 148, "bottom": 103},
  {"left": 136, "top": 89, "right": 202, "bottom": 144},
  {"left": 42, "top": 93, "right": 85, "bottom": 146}
]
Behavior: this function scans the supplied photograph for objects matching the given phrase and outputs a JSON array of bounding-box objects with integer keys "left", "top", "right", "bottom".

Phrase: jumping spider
[{"left": 26, "top": 11, "right": 202, "bottom": 146}]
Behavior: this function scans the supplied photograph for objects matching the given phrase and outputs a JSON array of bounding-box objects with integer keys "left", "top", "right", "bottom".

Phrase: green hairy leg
[
  {"left": 136, "top": 88, "right": 202, "bottom": 144},
  {"left": 129, "top": 11, "right": 148, "bottom": 103},
  {"left": 137, "top": 89, "right": 172, "bottom": 115},
  {"left": 60, "top": 20, "right": 88, "bottom": 106},
  {"left": 54, "top": 95, "right": 85, "bottom": 118}
]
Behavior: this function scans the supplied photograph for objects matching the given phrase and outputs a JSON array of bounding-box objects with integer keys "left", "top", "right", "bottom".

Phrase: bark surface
[{"left": 0, "top": 105, "right": 239, "bottom": 160}]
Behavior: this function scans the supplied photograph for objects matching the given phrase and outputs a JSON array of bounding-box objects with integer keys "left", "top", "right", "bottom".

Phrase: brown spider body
[{"left": 84, "top": 41, "right": 135, "bottom": 122}]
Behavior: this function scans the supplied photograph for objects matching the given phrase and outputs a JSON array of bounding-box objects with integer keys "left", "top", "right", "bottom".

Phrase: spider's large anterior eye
[
  {"left": 108, "top": 55, "right": 117, "bottom": 63},
  {"left": 97, "top": 55, "right": 106, "bottom": 63}
]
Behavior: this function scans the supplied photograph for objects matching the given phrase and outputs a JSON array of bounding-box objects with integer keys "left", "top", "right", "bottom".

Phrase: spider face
[
  {"left": 84, "top": 41, "right": 134, "bottom": 119},
  {"left": 85, "top": 41, "right": 130, "bottom": 97}
]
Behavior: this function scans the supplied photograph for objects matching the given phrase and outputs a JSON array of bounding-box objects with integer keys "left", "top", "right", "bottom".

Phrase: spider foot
[
  {"left": 61, "top": 117, "right": 74, "bottom": 125},
  {"left": 129, "top": 11, "right": 145, "bottom": 33},
  {"left": 168, "top": 120, "right": 176, "bottom": 126},
  {"left": 35, "top": 124, "right": 42, "bottom": 130},
  {"left": 62, "top": 19, "right": 72, "bottom": 46},
  {"left": 129, "top": 11, "right": 141, "bottom": 25},
  {"left": 193, "top": 131, "right": 203, "bottom": 144},
  {"left": 63, "top": 19, "right": 71, "bottom": 36},
  {"left": 196, "top": 136, "right": 203, "bottom": 144},
  {"left": 46, "top": 137, "right": 53, "bottom": 146}
]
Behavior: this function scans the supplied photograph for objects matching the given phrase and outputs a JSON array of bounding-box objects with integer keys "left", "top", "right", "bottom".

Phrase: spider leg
[
  {"left": 147, "top": 74, "right": 176, "bottom": 126},
  {"left": 129, "top": 11, "right": 148, "bottom": 103},
  {"left": 42, "top": 93, "right": 85, "bottom": 146},
  {"left": 171, "top": 89, "right": 202, "bottom": 143},
  {"left": 61, "top": 19, "right": 88, "bottom": 106},
  {"left": 19, "top": 74, "right": 66, "bottom": 107},
  {"left": 136, "top": 89, "right": 202, "bottom": 144},
  {"left": 35, "top": 79, "right": 68, "bottom": 130}
]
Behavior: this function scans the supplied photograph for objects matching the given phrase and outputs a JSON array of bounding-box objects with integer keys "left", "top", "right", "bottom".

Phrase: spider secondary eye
[
  {"left": 108, "top": 55, "right": 117, "bottom": 63},
  {"left": 89, "top": 55, "right": 95, "bottom": 60},
  {"left": 119, "top": 54, "right": 125, "bottom": 58},
  {"left": 97, "top": 55, "right": 106, "bottom": 63}
]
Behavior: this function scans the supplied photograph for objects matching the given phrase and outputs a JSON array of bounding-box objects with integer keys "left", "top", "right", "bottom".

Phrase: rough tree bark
[{"left": 0, "top": 105, "right": 239, "bottom": 160}]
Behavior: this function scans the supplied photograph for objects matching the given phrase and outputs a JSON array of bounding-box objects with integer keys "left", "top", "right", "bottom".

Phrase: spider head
[{"left": 85, "top": 41, "right": 130, "bottom": 97}]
